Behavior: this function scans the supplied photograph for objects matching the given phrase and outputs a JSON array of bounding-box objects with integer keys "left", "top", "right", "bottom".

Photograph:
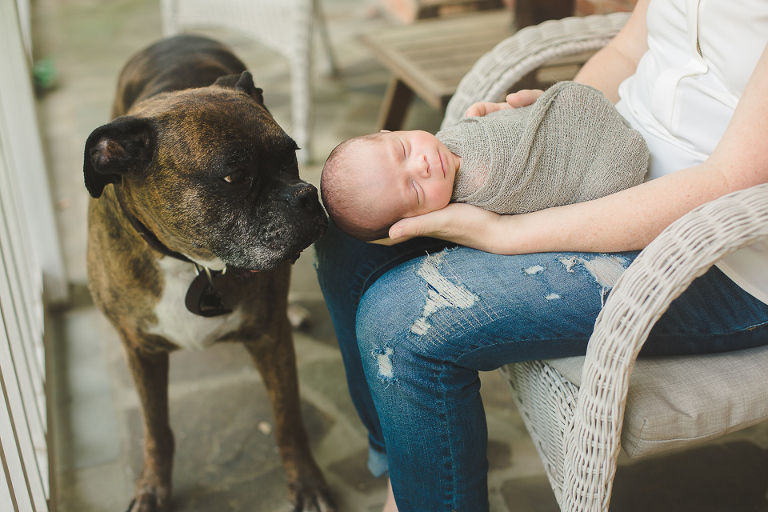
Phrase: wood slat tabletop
[{"left": 363, "top": 11, "right": 515, "bottom": 111}]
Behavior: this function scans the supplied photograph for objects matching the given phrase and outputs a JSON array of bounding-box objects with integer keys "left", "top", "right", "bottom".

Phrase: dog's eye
[{"left": 223, "top": 170, "right": 246, "bottom": 185}]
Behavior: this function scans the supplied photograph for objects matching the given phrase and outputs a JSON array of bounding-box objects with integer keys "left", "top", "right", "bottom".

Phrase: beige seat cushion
[{"left": 546, "top": 344, "right": 768, "bottom": 458}]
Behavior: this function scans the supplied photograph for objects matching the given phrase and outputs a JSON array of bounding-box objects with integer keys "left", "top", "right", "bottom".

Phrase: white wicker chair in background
[
  {"left": 161, "top": 0, "right": 338, "bottom": 163},
  {"left": 443, "top": 13, "right": 768, "bottom": 511}
]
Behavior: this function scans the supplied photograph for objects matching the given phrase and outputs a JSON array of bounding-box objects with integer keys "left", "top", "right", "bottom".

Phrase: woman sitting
[{"left": 315, "top": 1, "right": 768, "bottom": 510}]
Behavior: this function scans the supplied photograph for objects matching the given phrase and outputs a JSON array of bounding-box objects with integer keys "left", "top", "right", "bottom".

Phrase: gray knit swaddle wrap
[{"left": 437, "top": 81, "right": 648, "bottom": 214}]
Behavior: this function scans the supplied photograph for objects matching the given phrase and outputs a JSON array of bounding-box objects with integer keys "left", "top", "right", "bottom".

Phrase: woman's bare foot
[{"left": 383, "top": 478, "right": 399, "bottom": 512}]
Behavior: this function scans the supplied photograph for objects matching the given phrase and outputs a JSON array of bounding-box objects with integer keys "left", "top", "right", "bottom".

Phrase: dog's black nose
[{"left": 280, "top": 182, "right": 320, "bottom": 210}]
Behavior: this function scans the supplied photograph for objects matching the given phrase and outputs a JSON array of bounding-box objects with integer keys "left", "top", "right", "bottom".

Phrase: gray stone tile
[
  {"left": 167, "top": 343, "right": 261, "bottom": 386},
  {"left": 298, "top": 358, "right": 365, "bottom": 439},
  {"left": 51, "top": 308, "right": 122, "bottom": 471},
  {"left": 123, "top": 379, "right": 334, "bottom": 480},
  {"left": 500, "top": 475, "right": 560, "bottom": 512},
  {"left": 171, "top": 465, "right": 289, "bottom": 512},
  {"left": 291, "top": 299, "right": 342, "bottom": 349},
  {"left": 488, "top": 439, "right": 513, "bottom": 471},
  {"left": 120, "top": 378, "right": 334, "bottom": 510},
  {"left": 328, "top": 449, "right": 388, "bottom": 496},
  {"left": 56, "top": 462, "right": 132, "bottom": 512}
]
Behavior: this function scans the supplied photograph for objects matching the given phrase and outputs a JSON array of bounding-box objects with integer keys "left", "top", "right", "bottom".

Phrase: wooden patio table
[
  {"left": 362, "top": 10, "right": 515, "bottom": 130},
  {"left": 362, "top": 0, "right": 589, "bottom": 131}
]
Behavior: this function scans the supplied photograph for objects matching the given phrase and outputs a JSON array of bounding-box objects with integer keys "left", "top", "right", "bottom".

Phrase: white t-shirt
[{"left": 615, "top": 0, "right": 768, "bottom": 304}]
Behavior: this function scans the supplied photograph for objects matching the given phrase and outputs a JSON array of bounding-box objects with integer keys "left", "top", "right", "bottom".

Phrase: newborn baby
[{"left": 321, "top": 81, "right": 649, "bottom": 241}]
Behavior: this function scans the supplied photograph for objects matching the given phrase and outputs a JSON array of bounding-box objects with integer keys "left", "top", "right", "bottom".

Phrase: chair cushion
[{"left": 546, "top": 344, "right": 768, "bottom": 458}]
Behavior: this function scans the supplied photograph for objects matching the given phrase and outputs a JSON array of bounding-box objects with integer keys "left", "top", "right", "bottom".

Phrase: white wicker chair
[
  {"left": 160, "top": 0, "right": 338, "bottom": 163},
  {"left": 442, "top": 13, "right": 768, "bottom": 511}
]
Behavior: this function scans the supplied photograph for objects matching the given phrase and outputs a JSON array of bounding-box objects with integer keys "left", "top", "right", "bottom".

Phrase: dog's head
[{"left": 84, "top": 72, "right": 327, "bottom": 272}]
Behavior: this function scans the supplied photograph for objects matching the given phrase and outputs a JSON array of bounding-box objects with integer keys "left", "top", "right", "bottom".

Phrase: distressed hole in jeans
[
  {"left": 523, "top": 264, "right": 545, "bottom": 275},
  {"left": 373, "top": 347, "right": 395, "bottom": 383},
  {"left": 558, "top": 255, "right": 628, "bottom": 305},
  {"left": 410, "top": 251, "right": 479, "bottom": 336}
]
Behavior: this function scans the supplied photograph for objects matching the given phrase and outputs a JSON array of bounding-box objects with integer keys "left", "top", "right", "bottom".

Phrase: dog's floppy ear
[
  {"left": 235, "top": 72, "right": 264, "bottom": 105},
  {"left": 83, "top": 116, "right": 155, "bottom": 198},
  {"left": 213, "top": 71, "right": 264, "bottom": 105}
]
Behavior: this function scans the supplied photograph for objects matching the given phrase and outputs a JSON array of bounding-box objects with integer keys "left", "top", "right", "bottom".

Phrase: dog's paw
[
  {"left": 125, "top": 487, "right": 171, "bottom": 512},
  {"left": 289, "top": 481, "right": 335, "bottom": 512}
]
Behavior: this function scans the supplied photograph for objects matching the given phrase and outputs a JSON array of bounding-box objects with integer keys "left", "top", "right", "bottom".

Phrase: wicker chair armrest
[
  {"left": 561, "top": 183, "right": 768, "bottom": 511},
  {"left": 441, "top": 12, "right": 630, "bottom": 129}
]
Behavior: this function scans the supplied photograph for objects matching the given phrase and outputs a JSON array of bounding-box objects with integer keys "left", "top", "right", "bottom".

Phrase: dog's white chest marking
[{"left": 146, "top": 258, "right": 243, "bottom": 350}]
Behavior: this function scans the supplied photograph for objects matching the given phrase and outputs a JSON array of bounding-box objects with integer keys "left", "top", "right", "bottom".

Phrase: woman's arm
[
  {"left": 573, "top": 0, "right": 649, "bottom": 102},
  {"left": 387, "top": 41, "right": 768, "bottom": 255}
]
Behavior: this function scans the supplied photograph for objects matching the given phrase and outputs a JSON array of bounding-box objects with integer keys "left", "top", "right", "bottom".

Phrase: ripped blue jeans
[{"left": 314, "top": 222, "right": 768, "bottom": 512}]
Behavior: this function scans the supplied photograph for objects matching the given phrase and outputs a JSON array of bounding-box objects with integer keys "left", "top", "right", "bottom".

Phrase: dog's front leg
[
  {"left": 245, "top": 334, "right": 334, "bottom": 512},
  {"left": 121, "top": 339, "right": 175, "bottom": 512}
]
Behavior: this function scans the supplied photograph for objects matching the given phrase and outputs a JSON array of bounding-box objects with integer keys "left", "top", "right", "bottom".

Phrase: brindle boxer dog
[{"left": 83, "top": 35, "right": 331, "bottom": 512}]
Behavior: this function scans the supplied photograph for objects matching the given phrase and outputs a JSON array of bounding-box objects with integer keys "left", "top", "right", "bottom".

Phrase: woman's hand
[
  {"left": 374, "top": 203, "right": 514, "bottom": 253},
  {"left": 465, "top": 89, "right": 544, "bottom": 117}
]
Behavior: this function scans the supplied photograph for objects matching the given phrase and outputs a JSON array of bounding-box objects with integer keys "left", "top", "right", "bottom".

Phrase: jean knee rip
[
  {"left": 409, "top": 250, "right": 480, "bottom": 336},
  {"left": 372, "top": 347, "right": 395, "bottom": 384},
  {"left": 522, "top": 264, "right": 545, "bottom": 275},
  {"left": 558, "top": 254, "right": 629, "bottom": 305}
]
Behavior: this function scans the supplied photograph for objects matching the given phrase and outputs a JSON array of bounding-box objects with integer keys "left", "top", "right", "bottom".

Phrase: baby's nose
[{"left": 412, "top": 154, "right": 430, "bottom": 176}]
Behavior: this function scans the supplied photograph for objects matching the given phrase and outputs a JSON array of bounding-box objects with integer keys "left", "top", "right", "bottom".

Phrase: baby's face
[{"left": 366, "top": 130, "right": 460, "bottom": 219}]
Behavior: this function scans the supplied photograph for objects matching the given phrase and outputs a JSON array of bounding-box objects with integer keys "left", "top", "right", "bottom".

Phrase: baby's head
[{"left": 321, "top": 130, "right": 460, "bottom": 241}]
